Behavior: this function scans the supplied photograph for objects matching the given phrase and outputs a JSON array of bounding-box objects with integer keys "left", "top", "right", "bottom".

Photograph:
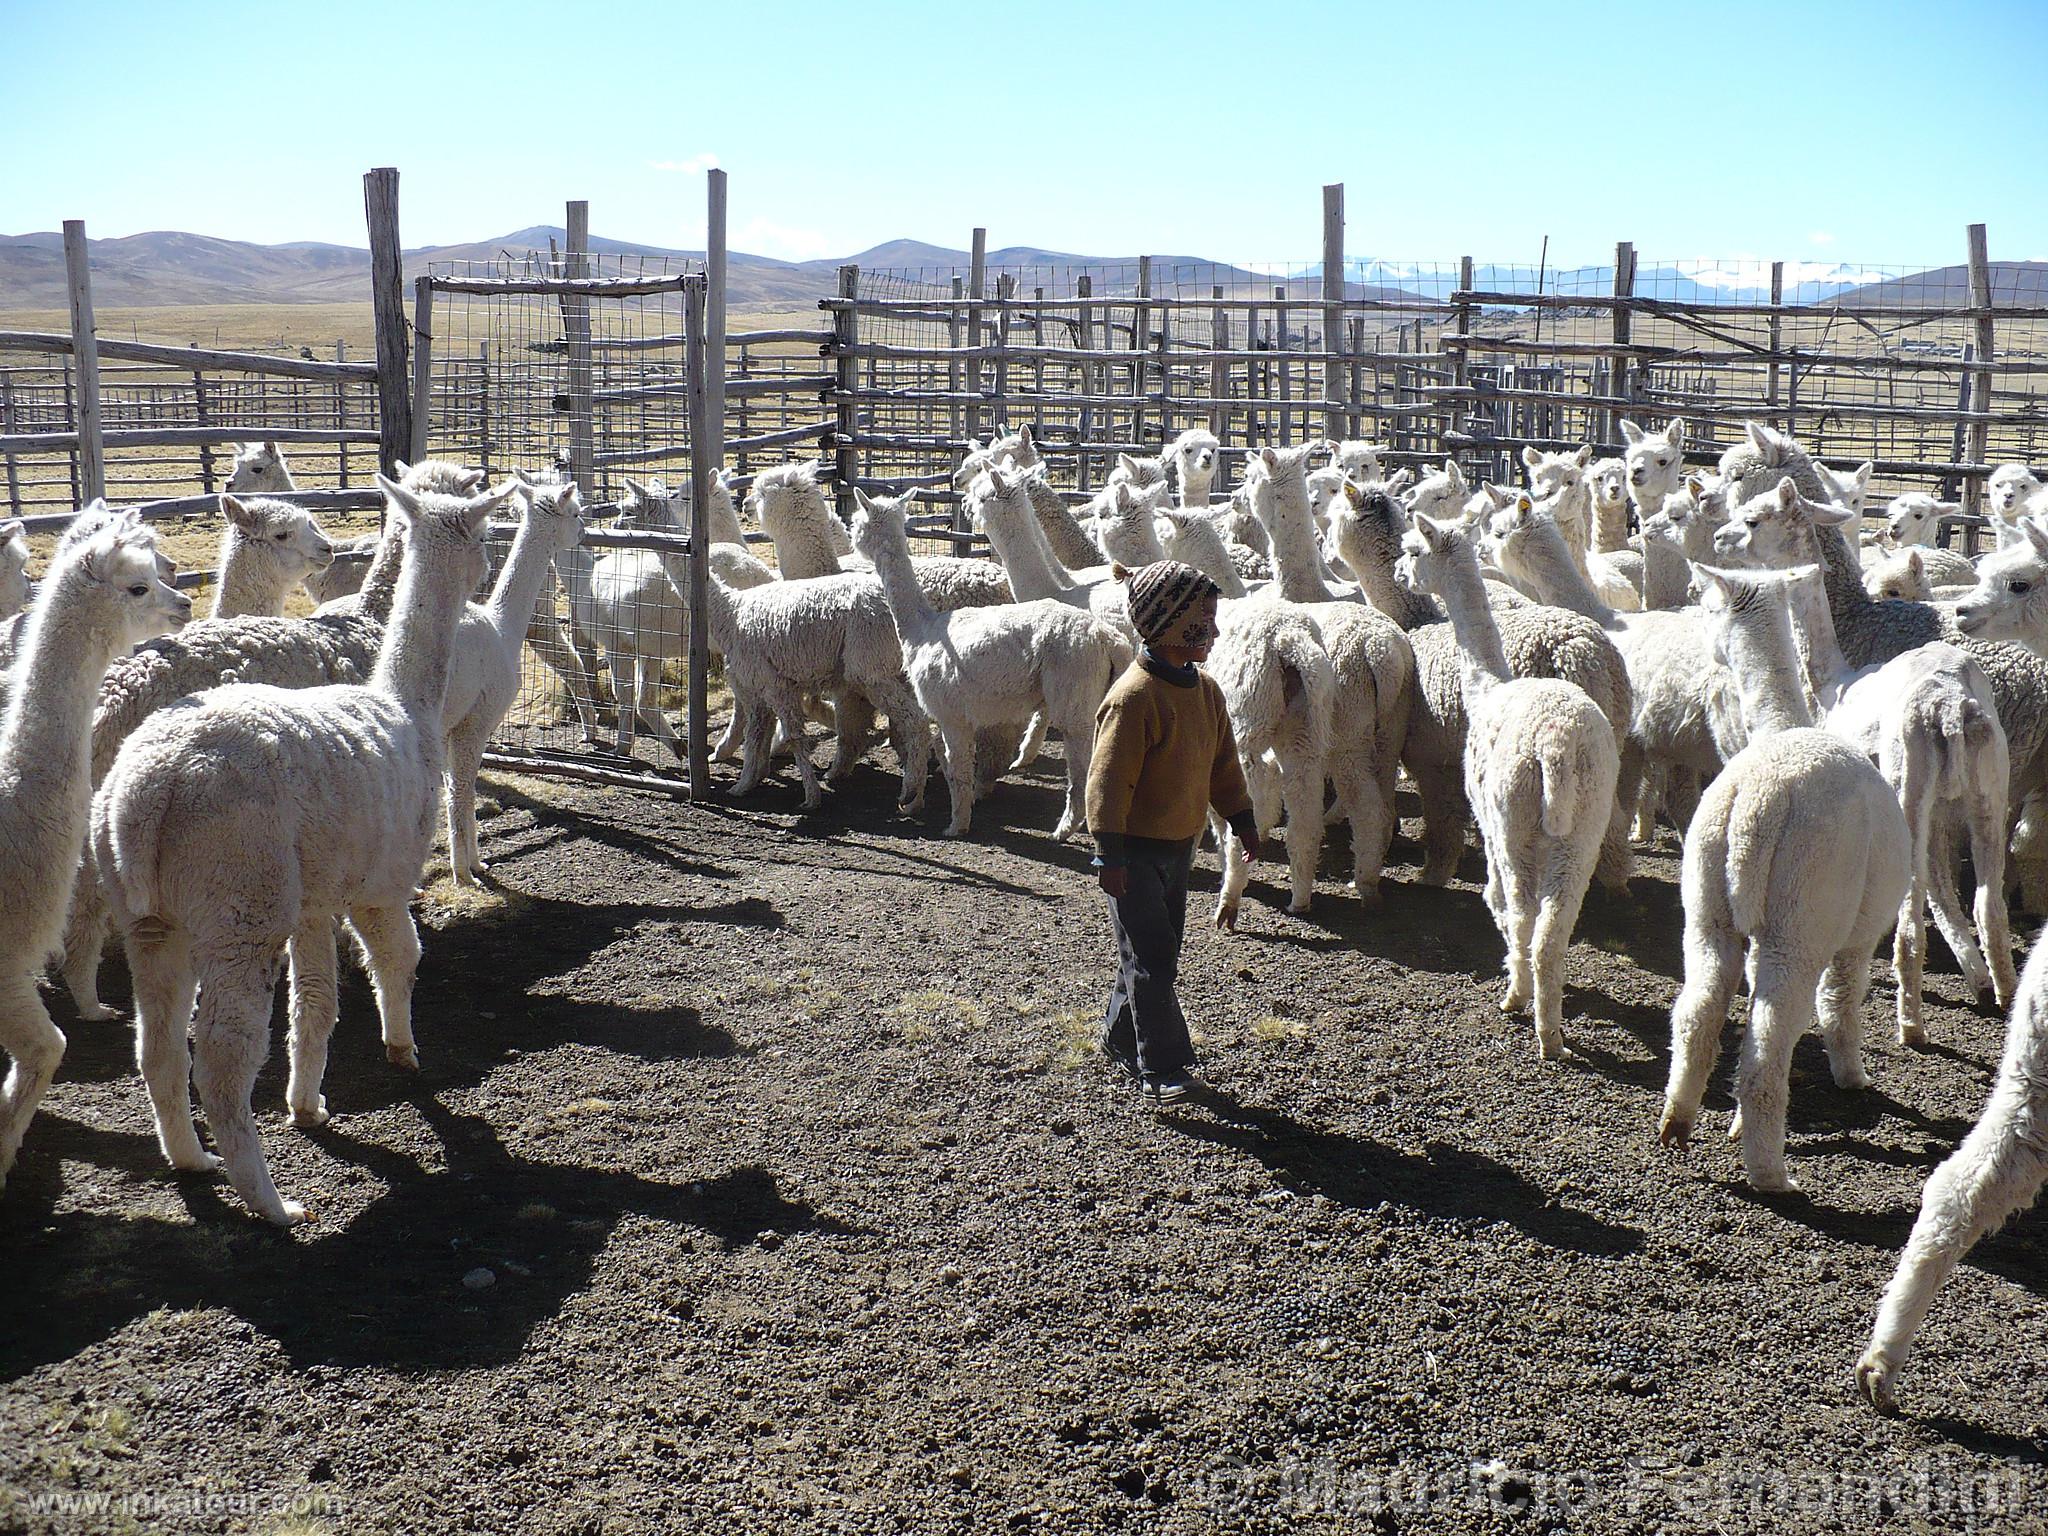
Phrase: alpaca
[
  {"left": 439, "top": 483, "right": 586, "bottom": 884},
  {"left": 94, "top": 474, "right": 517, "bottom": 1225},
  {"left": 1246, "top": 443, "right": 1357, "bottom": 602},
  {"left": 1857, "top": 924, "right": 2048, "bottom": 1414},
  {"left": 755, "top": 459, "right": 1013, "bottom": 607},
  {"left": 225, "top": 440, "right": 295, "bottom": 494},
  {"left": 852, "top": 489, "right": 1123, "bottom": 840},
  {"left": 1396, "top": 506, "right": 1620, "bottom": 1059},
  {"left": 1157, "top": 508, "right": 1250, "bottom": 599},
  {"left": 1819, "top": 460, "right": 1874, "bottom": 516},
  {"left": 302, "top": 534, "right": 383, "bottom": 607},
  {"left": 211, "top": 495, "right": 336, "bottom": 619},
  {"left": 1521, "top": 446, "right": 1643, "bottom": 612},
  {"left": 1586, "top": 456, "right": 1633, "bottom": 554},
  {"left": 1864, "top": 548, "right": 1935, "bottom": 603},
  {"left": 1718, "top": 421, "right": 1830, "bottom": 508},
  {"left": 966, "top": 466, "right": 1133, "bottom": 640},
  {"left": 1331, "top": 440, "right": 1389, "bottom": 484},
  {"left": 1954, "top": 516, "right": 2048, "bottom": 660},
  {"left": 654, "top": 556, "right": 931, "bottom": 812},
  {"left": 1206, "top": 602, "right": 1336, "bottom": 926},
  {"left": 0, "top": 518, "right": 189, "bottom": 1190},
  {"left": 1329, "top": 480, "right": 1637, "bottom": 890},
  {"left": 1619, "top": 417, "right": 1688, "bottom": 534},
  {"left": 0, "top": 520, "right": 29, "bottom": 621},
  {"left": 1658, "top": 564, "right": 1911, "bottom": 1192},
  {"left": 1089, "top": 479, "right": 1172, "bottom": 569},
  {"left": 1165, "top": 429, "right": 1222, "bottom": 506}
]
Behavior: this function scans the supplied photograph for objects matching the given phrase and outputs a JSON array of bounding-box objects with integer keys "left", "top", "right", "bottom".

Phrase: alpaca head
[
  {"left": 1332, "top": 440, "right": 1389, "bottom": 483},
  {"left": 1305, "top": 466, "right": 1349, "bottom": 524},
  {"left": 748, "top": 461, "right": 828, "bottom": 542},
  {"left": 221, "top": 494, "right": 336, "bottom": 582},
  {"left": 1884, "top": 492, "right": 1958, "bottom": 549},
  {"left": 1245, "top": 444, "right": 1315, "bottom": 532},
  {"left": 400, "top": 459, "right": 488, "bottom": 497},
  {"left": 1955, "top": 517, "right": 2048, "bottom": 643},
  {"left": 1109, "top": 451, "right": 1167, "bottom": 491},
  {"left": 1694, "top": 562, "right": 1816, "bottom": 679},
  {"left": 1714, "top": 476, "right": 1851, "bottom": 570},
  {"left": 524, "top": 480, "right": 587, "bottom": 552},
  {"left": 225, "top": 439, "right": 293, "bottom": 494},
  {"left": 964, "top": 462, "right": 1035, "bottom": 538},
  {"left": 1404, "top": 459, "right": 1469, "bottom": 524},
  {"left": 1619, "top": 418, "right": 1686, "bottom": 509},
  {"left": 1166, "top": 429, "right": 1220, "bottom": 498},
  {"left": 1328, "top": 479, "right": 1409, "bottom": 578},
  {"left": 0, "top": 519, "right": 28, "bottom": 617},
  {"left": 1864, "top": 548, "right": 1933, "bottom": 603},
  {"left": 1818, "top": 460, "right": 1874, "bottom": 514},
  {"left": 617, "top": 476, "right": 675, "bottom": 530},
  {"left": 376, "top": 474, "right": 516, "bottom": 598},
  {"left": 848, "top": 485, "right": 912, "bottom": 563},
  {"left": 1988, "top": 463, "right": 2044, "bottom": 522},
  {"left": 989, "top": 423, "right": 1038, "bottom": 470},
  {"left": 1394, "top": 507, "right": 1486, "bottom": 599},
  {"left": 1521, "top": 444, "right": 1592, "bottom": 498},
  {"left": 52, "top": 516, "right": 190, "bottom": 650},
  {"left": 1587, "top": 456, "right": 1629, "bottom": 515}
]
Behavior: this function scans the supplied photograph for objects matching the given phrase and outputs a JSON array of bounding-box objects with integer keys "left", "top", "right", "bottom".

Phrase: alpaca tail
[
  {"left": 1537, "top": 739, "right": 1580, "bottom": 841},
  {"left": 89, "top": 761, "right": 171, "bottom": 930}
]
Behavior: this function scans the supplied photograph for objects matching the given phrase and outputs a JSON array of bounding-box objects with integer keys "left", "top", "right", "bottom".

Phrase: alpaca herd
[{"left": 6, "top": 423, "right": 2048, "bottom": 1418}]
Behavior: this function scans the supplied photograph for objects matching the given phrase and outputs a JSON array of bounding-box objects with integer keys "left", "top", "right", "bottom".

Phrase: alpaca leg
[
  {"left": 1970, "top": 790, "right": 2018, "bottom": 1008},
  {"left": 125, "top": 925, "right": 211, "bottom": 1172},
  {"left": 1924, "top": 810, "right": 1992, "bottom": 1006},
  {"left": 1595, "top": 738, "right": 1640, "bottom": 890},
  {"left": 730, "top": 698, "right": 776, "bottom": 798},
  {"left": 1008, "top": 713, "right": 1048, "bottom": 773},
  {"left": 639, "top": 659, "right": 686, "bottom": 763},
  {"left": 939, "top": 722, "right": 978, "bottom": 837},
  {"left": 1632, "top": 761, "right": 1665, "bottom": 845},
  {"left": 1894, "top": 877, "right": 1931, "bottom": 1049},
  {"left": 1052, "top": 716, "right": 1094, "bottom": 843},
  {"left": 1334, "top": 763, "right": 1392, "bottom": 909},
  {"left": 1498, "top": 859, "right": 1538, "bottom": 1026},
  {"left": 1213, "top": 810, "right": 1253, "bottom": 931},
  {"left": 527, "top": 604, "right": 601, "bottom": 743},
  {"left": 1737, "top": 961, "right": 1819, "bottom": 1192},
  {"left": 1531, "top": 837, "right": 1601, "bottom": 1061},
  {"left": 0, "top": 971, "right": 66, "bottom": 1187},
  {"left": 611, "top": 652, "right": 641, "bottom": 756},
  {"left": 1659, "top": 924, "right": 1742, "bottom": 1147},
  {"left": 1414, "top": 763, "right": 1468, "bottom": 886},
  {"left": 766, "top": 684, "right": 822, "bottom": 809},
  {"left": 349, "top": 907, "right": 423, "bottom": 1070},
  {"left": 284, "top": 921, "right": 340, "bottom": 1128},
  {"left": 714, "top": 697, "right": 746, "bottom": 762},
  {"left": 190, "top": 952, "right": 305, "bottom": 1225},
  {"left": 58, "top": 859, "right": 117, "bottom": 1022},
  {"left": 1279, "top": 754, "right": 1325, "bottom": 913},
  {"left": 1817, "top": 948, "right": 1876, "bottom": 1093},
  {"left": 870, "top": 678, "right": 931, "bottom": 811},
  {"left": 446, "top": 717, "right": 490, "bottom": 886},
  {"left": 1858, "top": 1089, "right": 2048, "bottom": 1412}
]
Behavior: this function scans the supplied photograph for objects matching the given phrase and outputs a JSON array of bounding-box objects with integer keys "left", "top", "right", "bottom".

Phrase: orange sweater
[{"left": 1086, "top": 660, "right": 1252, "bottom": 857}]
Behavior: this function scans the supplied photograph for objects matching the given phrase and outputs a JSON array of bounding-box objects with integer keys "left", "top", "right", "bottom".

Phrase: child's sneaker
[
  {"left": 1142, "top": 1068, "right": 1209, "bottom": 1105},
  {"left": 1103, "top": 1042, "right": 1140, "bottom": 1080}
]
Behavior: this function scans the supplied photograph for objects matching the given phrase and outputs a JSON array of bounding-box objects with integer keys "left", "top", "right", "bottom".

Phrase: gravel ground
[{"left": 4, "top": 746, "right": 2047, "bottom": 1535}]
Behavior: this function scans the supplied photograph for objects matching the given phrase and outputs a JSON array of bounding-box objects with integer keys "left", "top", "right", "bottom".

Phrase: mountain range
[{"left": 2, "top": 227, "right": 2040, "bottom": 317}]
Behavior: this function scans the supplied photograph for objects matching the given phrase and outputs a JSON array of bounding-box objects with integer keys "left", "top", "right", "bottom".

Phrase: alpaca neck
[
  {"left": 1026, "top": 478, "right": 1102, "bottom": 571},
  {"left": 1592, "top": 493, "right": 1630, "bottom": 554},
  {"left": 554, "top": 540, "right": 596, "bottom": 608},
  {"left": 485, "top": 510, "right": 566, "bottom": 641},
  {"left": 212, "top": 531, "right": 292, "bottom": 619},
  {"left": 1433, "top": 557, "right": 1513, "bottom": 694},
  {"left": 1179, "top": 466, "right": 1214, "bottom": 508},
  {"left": 769, "top": 504, "right": 843, "bottom": 580},
  {"left": 863, "top": 518, "right": 940, "bottom": 640},
  {"left": 983, "top": 496, "right": 1074, "bottom": 599},
  {"left": 701, "top": 488, "right": 745, "bottom": 547},
  {"left": 1260, "top": 476, "right": 1333, "bottom": 603},
  {"left": 1502, "top": 521, "right": 1614, "bottom": 625},
  {"left": 1337, "top": 527, "right": 1442, "bottom": 631},
  {"left": 0, "top": 570, "right": 127, "bottom": 801},
  {"left": 1728, "top": 610, "right": 1815, "bottom": 739},
  {"left": 356, "top": 526, "right": 409, "bottom": 623},
  {"left": 1550, "top": 480, "right": 1596, "bottom": 578},
  {"left": 1808, "top": 515, "right": 1874, "bottom": 624},
  {"left": 1786, "top": 568, "right": 1854, "bottom": 710},
  {"left": 372, "top": 533, "right": 470, "bottom": 717}
]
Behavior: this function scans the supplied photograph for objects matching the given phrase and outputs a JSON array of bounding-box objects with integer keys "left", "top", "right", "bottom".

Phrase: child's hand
[
  {"left": 1240, "top": 830, "right": 1262, "bottom": 861},
  {"left": 1098, "top": 865, "right": 1128, "bottom": 899}
]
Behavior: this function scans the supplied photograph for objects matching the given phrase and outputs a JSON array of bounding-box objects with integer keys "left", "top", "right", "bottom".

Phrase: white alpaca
[
  {"left": 656, "top": 557, "right": 931, "bottom": 812},
  {"left": 1987, "top": 463, "right": 2047, "bottom": 524},
  {"left": 1586, "top": 456, "right": 1633, "bottom": 555},
  {"left": 305, "top": 459, "right": 486, "bottom": 610},
  {"left": 851, "top": 489, "right": 1123, "bottom": 840},
  {"left": 1247, "top": 443, "right": 1357, "bottom": 602},
  {"left": 967, "top": 467, "right": 1132, "bottom": 639},
  {"left": 1395, "top": 508, "right": 1620, "bottom": 1059},
  {"left": 1166, "top": 429, "right": 1222, "bottom": 505},
  {"left": 1857, "top": 925, "right": 2048, "bottom": 1413},
  {"left": 0, "top": 518, "right": 188, "bottom": 1189},
  {"left": 1819, "top": 460, "right": 1874, "bottom": 516},
  {"left": 1657, "top": 565, "right": 1911, "bottom": 1192},
  {"left": 1718, "top": 420, "right": 1831, "bottom": 508},
  {"left": 1883, "top": 492, "right": 1962, "bottom": 550},
  {"left": 211, "top": 495, "right": 336, "bottom": 619},
  {"left": 1521, "top": 447, "right": 1644, "bottom": 613},
  {"left": 1207, "top": 603, "right": 1335, "bottom": 925},
  {"left": 1089, "top": 479, "right": 1172, "bottom": 568},
  {"left": 0, "top": 520, "right": 29, "bottom": 621},
  {"left": 1619, "top": 417, "right": 1688, "bottom": 535},
  {"left": 1864, "top": 548, "right": 1935, "bottom": 603},
  {"left": 439, "top": 483, "right": 586, "bottom": 884},
  {"left": 1156, "top": 507, "right": 1250, "bottom": 598},
  {"left": 755, "top": 459, "right": 1013, "bottom": 607},
  {"left": 93, "top": 475, "right": 517, "bottom": 1225},
  {"left": 1331, "top": 440, "right": 1389, "bottom": 484},
  {"left": 225, "top": 440, "right": 295, "bottom": 494}
]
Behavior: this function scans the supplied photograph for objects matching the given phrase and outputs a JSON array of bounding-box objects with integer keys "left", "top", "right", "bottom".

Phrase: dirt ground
[{"left": 4, "top": 744, "right": 2048, "bottom": 1535}]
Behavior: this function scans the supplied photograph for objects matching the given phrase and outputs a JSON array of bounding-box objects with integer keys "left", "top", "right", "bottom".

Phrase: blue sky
[{"left": 4, "top": 0, "right": 2043, "bottom": 269}]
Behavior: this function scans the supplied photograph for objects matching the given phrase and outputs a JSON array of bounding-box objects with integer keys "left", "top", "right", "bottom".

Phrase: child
[{"left": 1086, "top": 560, "right": 1259, "bottom": 1104}]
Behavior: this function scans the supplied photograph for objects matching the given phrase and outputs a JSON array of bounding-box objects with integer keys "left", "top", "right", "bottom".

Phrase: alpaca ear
[
  {"left": 1619, "top": 419, "right": 1645, "bottom": 445},
  {"left": 378, "top": 473, "right": 424, "bottom": 522},
  {"left": 1113, "top": 483, "right": 1135, "bottom": 512},
  {"left": 625, "top": 476, "right": 650, "bottom": 501},
  {"left": 985, "top": 464, "right": 1012, "bottom": 497},
  {"left": 1747, "top": 421, "right": 1776, "bottom": 459},
  {"left": 1693, "top": 564, "right": 1736, "bottom": 610},
  {"left": 851, "top": 487, "right": 876, "bottom": 513},
  {"left": 1905, "top": 550, "right": 1924, "bottom": 577},
  {"left": 1016, "top": 424, "right": 1033, "bottom": 450},
  {"left": 1852, "top": 461, "right": 1873, "bottom": 491},
  {"left": 1808, "top": 498, "right": 1854, "bottom": 529},
  {"left": 1414, "top": 514, "right": 1450, "bottom": 552},
  {"left": 0, "top": 519, "right": 22, "bottom": 541},
  {"left": 1668, "top": 418, "right": 1687, "bottom": 449},
  {"left": 1775, "top": 477, "right": 1800, "bottom": 511},
  {"left": 1444, "top": 459, "right": 1466, "bottom": 492},
  {"left": 221, "top": 494, "right": 263, "bottom": 534},
  {"left": 1573, "top": 444, "right": 1593, "bottom": 468},
  {"left": 394, "top": 458, "right": 414, "bottom": 480},
  {"left": 262, "top": 439, "right": 280, "bottom": 458},
  {"left": 2023, "top": 518, "right": 2048, "bottom": 560},
  {"left": 465, "top": 480, "right": 521, "bottom": 531},
  {"left": 1520, "top": 446, "right": 1543, "bottom": 471},
  {"left": 1342, "top": 480, "right": 1365, "bottom": 509},
  {"left": 557, "top": 484, "right": 583, "bottom": 519},
  {"left": 1387, "top": 468, "right": 1414, "bottom": 493}
]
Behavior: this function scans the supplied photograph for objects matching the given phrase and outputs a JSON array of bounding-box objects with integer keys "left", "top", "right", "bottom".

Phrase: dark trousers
[{"left": 1101, "top": 835, "right": 1198, "bottom": 1077}]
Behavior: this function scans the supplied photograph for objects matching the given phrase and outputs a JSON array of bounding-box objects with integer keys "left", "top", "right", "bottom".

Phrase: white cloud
[
  {"left": 734, "top": 215, "right": 837, "bottom": 263},
  {"left": 649, "top": 153, "right": 720, "bottom": 175},
  {"left": 1670, "top": 256, "right": 1886, "bottom": 290},
  {"left": 1808, "top": 230, "right": 1836, "bottom": 247}
]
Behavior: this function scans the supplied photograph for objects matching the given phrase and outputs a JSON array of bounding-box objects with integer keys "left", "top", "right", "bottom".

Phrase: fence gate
[{"left": 416, "top": 256, "right": 715, "bottom": 795}]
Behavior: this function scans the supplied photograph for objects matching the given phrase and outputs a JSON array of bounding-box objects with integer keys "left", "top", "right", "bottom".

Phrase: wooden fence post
[
  {"left": 1075, "top": 274, "right": 1095, "bottom": 490},
  {"left": 992, "top": 273, "right": 1015, "bottom": 431},
  {"left": 362, "top": 168, "right": 410, "bottom": 477},
  {"left": 408, "top": 276, "right": 435, "bottom": 464},
  {"left": 1766, "top": 261, "right": 1783, "bottom": 423},
  {"left": 706, "top": 168, "right": 728, "bottom": 483},
  {"left": 333, "top": 341, "right": 351, "bottom": 487},
  {"left": 0, "top": 372, "right": 22, "bottom": 514},
  {"left": 1965, "top": 222, "right": 1995, "bottom": 516},
  {"left": 1609, "top": 240, "right": 1635, "bottom": 443},
  {"left": 965, "top": 229, "right": 987, "bottom": 445},
  {"left": 191, "top": 368, "right": 216, "bottom": 494},
  {"left": 947, "top": 275, "right": 964, "bottom": 450},
  {"left": 63, "top": 219, "right": 106, "bottom": 502},
  {"left": 833, "top": 265, "right": 860, "bottom": 521},
  {"left": 563, "top": 200, "right": 595, "bottom": 497},
  {"left": 683, "top": 274, "right": 713, "bottom": 798},
  {"left": 1210, "top": 286, "right": 1228, "bottom": 437},
  {"left": 1132, "top": 255, "right": 1153, "bottom": 449},
  {"left": 1322, "top": 183, "right": 1345, "bottom": 441}
]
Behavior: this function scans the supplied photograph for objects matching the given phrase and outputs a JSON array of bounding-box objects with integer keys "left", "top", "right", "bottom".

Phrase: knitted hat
[{"left": 1115, "top": 559, "right": 1221, "bottom": 646}]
